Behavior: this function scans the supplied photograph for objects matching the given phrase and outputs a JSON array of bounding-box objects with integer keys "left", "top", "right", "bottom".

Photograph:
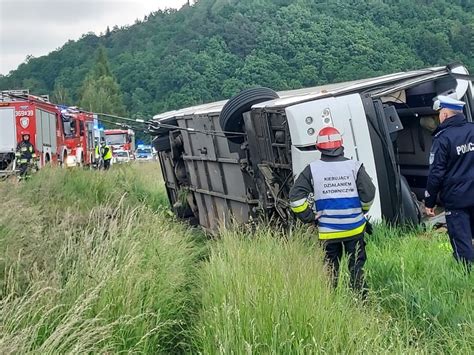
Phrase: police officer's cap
[{"left": 433, "top": 95, "right": 465, "bottom": 111}]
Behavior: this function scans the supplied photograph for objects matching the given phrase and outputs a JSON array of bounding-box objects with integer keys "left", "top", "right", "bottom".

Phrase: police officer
[
  {"left": 15, "top": 133, "right": 36, "bottom": 179},
  {"left": 101, "top": 140, "right": 113, "bottom": 170},
  {"left": 289, "top": 127, "right": 376, "bottom": 291},
  {"left": 425, "top": 95, "right": 474, "bottom": 267}
]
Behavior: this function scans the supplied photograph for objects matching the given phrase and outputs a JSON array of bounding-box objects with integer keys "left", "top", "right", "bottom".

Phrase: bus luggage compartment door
[{"left": 176, "top": 113, "right": 258, "bottom": 231}]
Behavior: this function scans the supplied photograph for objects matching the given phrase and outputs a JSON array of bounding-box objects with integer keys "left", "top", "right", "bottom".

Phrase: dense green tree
[
  {"left": 79, "top": 47, "right": 126, "bottom": 115},
  {"left": 0, "top": 0, "right": 472, "bottom": 119},
  {"left": 51, "top": 81, "right": 71, "bottom": 105}
]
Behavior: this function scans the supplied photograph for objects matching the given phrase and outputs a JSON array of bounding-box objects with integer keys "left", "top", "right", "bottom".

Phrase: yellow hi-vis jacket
[{"left": 102, "top": 145, "right": 113, "bottom": 161}]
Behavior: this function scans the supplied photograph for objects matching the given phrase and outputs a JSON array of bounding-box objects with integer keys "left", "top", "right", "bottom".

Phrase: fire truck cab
[
  {"left": 60, "top": 106, "right": 96, "bottom": 167},
  {"left": 0, "top": 90, "right": 67, "bottom": 176},
  {"left": 105, "top": 129, "right": 136, "bottom": 159}
]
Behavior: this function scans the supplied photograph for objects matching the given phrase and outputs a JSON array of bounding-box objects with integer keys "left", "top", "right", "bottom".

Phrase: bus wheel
[{"left": 219, "top": 87, "right": 279, "bottom": 143}]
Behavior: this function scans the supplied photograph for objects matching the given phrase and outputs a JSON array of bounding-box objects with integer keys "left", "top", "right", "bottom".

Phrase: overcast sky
[{"left": 0, "top": 0, "right": 188, "bottom": 75}]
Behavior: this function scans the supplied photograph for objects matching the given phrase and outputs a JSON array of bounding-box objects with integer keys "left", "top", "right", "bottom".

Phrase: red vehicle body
[
  {"left": 0, "top": 93, "right": 66, "bottom": 175},
  {"left": 0, "top": 91, "right": 98, "bottom": 175},
  {"left": 60, "top": 107, "right": 97, "bottom": 167},
  {"left": 105, "top": 129, "right": 136, "bottom": 158}
]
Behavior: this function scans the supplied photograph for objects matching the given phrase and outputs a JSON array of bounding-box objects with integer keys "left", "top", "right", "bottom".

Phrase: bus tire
[
  {"left": 153, "top": 135, "right": 172, "bottom": 152},
  {"left": 219, "top": 87, "right": 279, "bottom": 143}
]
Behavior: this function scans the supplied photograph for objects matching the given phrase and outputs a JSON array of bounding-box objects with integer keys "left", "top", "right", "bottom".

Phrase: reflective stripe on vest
[{"left": 310, "top": 160, "right": 365, "bottom": 240}]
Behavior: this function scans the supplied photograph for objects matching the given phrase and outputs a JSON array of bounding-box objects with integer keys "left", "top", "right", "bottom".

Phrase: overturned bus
[{"left": 149, "top": 64, "right": 473, "bottom": 231}]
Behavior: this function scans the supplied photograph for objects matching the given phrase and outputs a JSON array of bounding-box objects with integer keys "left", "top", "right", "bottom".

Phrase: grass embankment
[
  {"left": 199, "top": 226, "right": 474, "bottom": 353},
  {"left": 0, "top": 164, "right": 203, "bottom": 353},
  {"left": 1, "top": 164, "right": 473, "bottom": 353}
]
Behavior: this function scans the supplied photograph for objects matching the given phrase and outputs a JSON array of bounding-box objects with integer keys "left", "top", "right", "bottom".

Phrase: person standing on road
[
  {"left": 101, "top": 141, "right": 113, "bottom": 170},
  {"left": 15, "top": 133, "right": 36, "bottom": 179},
  {"left": 425, "top": 95, "right": 474, "bottom": 268},
  {"left": 289, "top": 127, "right": 376, "bottom": 292}
]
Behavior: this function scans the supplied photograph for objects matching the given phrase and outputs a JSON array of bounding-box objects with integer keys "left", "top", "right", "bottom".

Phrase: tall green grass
[
  {"left": 197, "top": 224, "right": 474, "bottom": 353},
  {"left": 0, "top": 164, "right": 203, "bottom": 353},
  {"left": 196, "top": 226, "right": 405, "bottom": 353},
  {"left": 367, "top": 226, "right": 474, "bottom": 351},
  {"left": 1, "top": 164, "right": 473, "bottom": 353}
]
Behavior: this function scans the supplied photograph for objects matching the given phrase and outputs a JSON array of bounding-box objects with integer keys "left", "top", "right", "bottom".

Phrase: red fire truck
[
  {"left": 0, "top": 90, "right": 99, "bottom": 177},
  {"left": 104, "top": 128, "right": 136, "bottom": 158},
  {"left": 0, "top": 90, "right": 68, "bottom": 176},
  {"left": 60, "top": 106, "right": 97, "bottom": 167}
]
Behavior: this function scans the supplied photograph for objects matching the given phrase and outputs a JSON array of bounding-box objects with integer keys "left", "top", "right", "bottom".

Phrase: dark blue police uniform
[{"left": 425, "top": 113, "right": 474, "bottom": 264}]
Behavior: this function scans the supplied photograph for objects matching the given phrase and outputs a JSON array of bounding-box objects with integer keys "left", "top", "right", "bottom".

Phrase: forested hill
[{"left": 1, "top": 0, "right": 473, "bottom": 118}]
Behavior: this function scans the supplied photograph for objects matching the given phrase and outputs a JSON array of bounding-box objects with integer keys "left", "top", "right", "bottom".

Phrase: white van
[{"left": 150, "top": 64, "right": 473, "bottom": 231}]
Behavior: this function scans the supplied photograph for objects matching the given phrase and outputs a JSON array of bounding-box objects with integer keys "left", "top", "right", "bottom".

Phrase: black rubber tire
[
  {"left": 400, "top": 174, "right": 421, "bottom": 225},
  {"left": 153, "top": 135, "right": 172, "bottom": 152},
  {"left": 219, "top": 87, "right": 279, "bottom": 142}
]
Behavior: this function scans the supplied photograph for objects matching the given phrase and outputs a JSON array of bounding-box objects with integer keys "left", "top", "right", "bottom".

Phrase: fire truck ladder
[{"left": 0, "top": 89, "right": 50, "bottom": 103}]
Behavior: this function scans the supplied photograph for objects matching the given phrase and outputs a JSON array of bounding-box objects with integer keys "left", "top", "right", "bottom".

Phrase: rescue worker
[
  {"left": 15, "top": 133, "right": 36, "bottom": 179},
  {"left": 425, "top": 95, "right": 474, "bottom": 268},
  {"left": 94, "top": 140, "right": 101, "bottom": 169},
  {"left": 289, "top": 126, "right": 376, "bottom": 292},
  {"left": 101, "top": 140, "right": 113, "bottom": 170}
]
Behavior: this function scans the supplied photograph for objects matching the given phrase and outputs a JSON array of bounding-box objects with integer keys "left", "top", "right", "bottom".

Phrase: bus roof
[{"left": 151, "top": 65, "right": 469, "bottom": 121}]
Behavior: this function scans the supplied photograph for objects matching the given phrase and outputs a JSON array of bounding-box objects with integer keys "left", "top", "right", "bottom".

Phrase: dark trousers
[
  {"left": 18, "top": 163, "right": 32, "bottom": 179},
  {"left": 323, "top": 234, "right": 367, "bottom": 292},
  {"left": 18, "top": 163, "right": 29, "bottom": 176},
  {"left": 445, "top": 207, "right": 474, "bottom": 266},
  {"left": 103, "top": 159, "right": 111, "bottom": 170}
]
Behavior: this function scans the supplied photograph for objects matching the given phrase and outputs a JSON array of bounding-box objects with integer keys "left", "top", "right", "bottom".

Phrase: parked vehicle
[
  {"left": 0, "top": 90, "right": 68, "bottom": 177},
  {"left": 150, "top": 64, "right": 473, "bottom": 231},
  {"left": 135, "top": 145, "right": 155, "bottom": 162},
  {"left": 60, "top": 106, "right": 97, "bottom": 167},
  {"left": 112, "top": 149, "right": 131, "bottom": 164},
  {"left": 105, "top": 129, "right": 135, "bottom": 159}
]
